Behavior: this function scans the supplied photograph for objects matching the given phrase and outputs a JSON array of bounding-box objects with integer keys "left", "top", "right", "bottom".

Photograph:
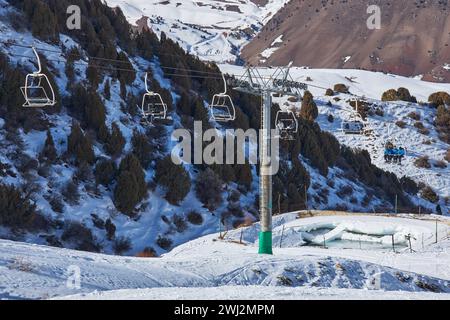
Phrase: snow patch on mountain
[{"left": 105, "top": 0, "right": 291, "bottom": 63}]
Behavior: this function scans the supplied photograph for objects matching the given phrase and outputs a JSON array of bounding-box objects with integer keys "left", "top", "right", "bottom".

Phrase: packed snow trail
[{"left": 1, "top": 215, "right": 449, "bottom": 300}]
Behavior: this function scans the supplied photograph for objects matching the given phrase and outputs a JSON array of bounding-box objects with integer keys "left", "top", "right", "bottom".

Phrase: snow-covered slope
[
  {"left": 105, "top": 0, "right": 290, "bottom": 63},
  {"left": 220, "top": 65, "right": 450, "bottom": 214},
  {"left": 0, "top": 1, "right": 258, "bottom": 256},
  {"left": 1, "top": 214, "right": 449, "bottom": 300}
]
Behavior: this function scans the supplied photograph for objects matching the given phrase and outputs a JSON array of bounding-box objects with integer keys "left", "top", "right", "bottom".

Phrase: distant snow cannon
[{"left": 21, "top": 47, "right": 56, "bottom": 108}]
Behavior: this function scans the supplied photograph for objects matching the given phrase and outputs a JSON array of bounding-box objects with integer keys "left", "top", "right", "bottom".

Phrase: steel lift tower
[{"left": 230, "top": 64, "right": 308, "bottom": 254}]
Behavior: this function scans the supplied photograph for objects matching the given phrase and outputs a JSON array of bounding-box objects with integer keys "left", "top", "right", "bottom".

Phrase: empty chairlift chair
[
  {"left": 341, "top": 119, "right": 365, "bottom": 134},
  {"left": 275, "top": 110, "right": 298, "bottom": 140},
  {"left": 139, "top": 73, "right": 167, "bottom": 124},
  {"left": 21, "top": 47, "right": 56, "bottom": 108},
  {"left": 341, "top": 99, "right": 369, "bottom": 135},
  {"left": 209, "top": 73, "right": 236, "bottom": 122}
]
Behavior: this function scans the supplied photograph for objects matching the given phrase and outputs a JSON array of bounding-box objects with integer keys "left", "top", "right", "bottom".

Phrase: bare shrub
[
  {"left": 395, "top": 120, "right": 407, "bottom": 128},
  {"left": 421, "top": 186, "right": 439, "bottom": 203},
  {"left": 186, "top": 211, "right": 203, "bottom": 225},
  {"left": 414, "top": 156, "right": 431, "bottom": 168},
  {"left": 113, "top": 236, "right": 132, "bottom": 255},
  {"left": 156, "top": 236, "right": 173, "bottom": 251},
  {"left": 136, "top": 247, "right": 157, "bottom": 258},
  {"left": 172, "top": 214, "right": 188, "bottom": 233}
]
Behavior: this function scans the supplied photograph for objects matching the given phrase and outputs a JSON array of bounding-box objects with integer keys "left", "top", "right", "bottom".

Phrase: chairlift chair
[
  {"left": 341, "top": 99, "right": 370, "bottom": 135},
  {"left": 210, "top": 73, "right": 236, "bottom": 122},
  {"left": 275, "top": 110, "right": 298, "bottom": 140},
  {"left": 341, "top": 119, "right": 366, "bottom": 134},
  {"left": 139, "top": 73, "right": 167, "bottom": 124},
  {"left": 383, "top": 133, "right": 407, "bottom": 164},
  {"left": 20, "top": 47, "right": 56, "bottom": 108}
]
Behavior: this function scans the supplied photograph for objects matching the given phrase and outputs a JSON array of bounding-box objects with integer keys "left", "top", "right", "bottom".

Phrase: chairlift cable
[
  {"left": 11, "top": 53, "right": 225, "bottom": 80},
  {"left": 0, "top": 40, "right": 225, "bottom": 77},
  {"left": 2, "top": 41, "right": 372, "bottom": 101}
]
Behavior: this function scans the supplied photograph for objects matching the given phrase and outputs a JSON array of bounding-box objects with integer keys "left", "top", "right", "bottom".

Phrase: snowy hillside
[
  {"left": 221, "top": 65, "right": 450, "bottom": 214},
  {"left": 0, "top": 0, "right": 261, "bottom": 256},
  {"left": 105, "top": 0, "right": 290, "bottom": 63},
  {"left": 0, "top": 0, "right": 448, "bottom": 267},
  {"left": 1, "top": 214, "right": 449, "bottom": 300}
]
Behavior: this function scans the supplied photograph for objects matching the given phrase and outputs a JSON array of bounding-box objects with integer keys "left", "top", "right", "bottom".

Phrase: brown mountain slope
[{"left": 241, "top": 0, "right": 450, "bottom": 82}]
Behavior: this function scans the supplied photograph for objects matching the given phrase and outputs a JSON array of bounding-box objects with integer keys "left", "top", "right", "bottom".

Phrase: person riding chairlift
[
  {"left": 384, "top": 146, "right": 406, "bottom": 165},
  {"left": 384, "top": 141, "right": 395, "bottom": 163},
  {"left": 397, "top": 147, "right": 406, "bottom": 165}
]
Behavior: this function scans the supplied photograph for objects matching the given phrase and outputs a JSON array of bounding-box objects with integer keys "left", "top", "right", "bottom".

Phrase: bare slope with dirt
[{"left": 241, "top": 0, "right": 450, "bottom": 82}]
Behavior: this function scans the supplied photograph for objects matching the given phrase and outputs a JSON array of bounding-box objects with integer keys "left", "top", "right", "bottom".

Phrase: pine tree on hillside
[
  {"left": 105, "top": 123, "right": 125, "bottom": 157},
  {"left": 131, "top": 130, "right": 154, "bottom": 169},
  {"left": 23, "top": 0, "right": 58, "bottom": 42},
  {"left": 39, "top": 129, "right": 57, "bottom": 163},
  {"left": 118, "top": 154, "right": 147, "bottom": 198},
  {"left": 300, "top": 91, "right": 318, "bottom": 121},
  {"left": 155, "top": 156, "right": 191, "bottom": 205},
  {"left": 195, "top": 169, "right": 223, "bottom": 211},
  {"left": 116, "top": 52, "right": 136, "bottom": 86},
  {"left": 0, "top": 183, "right": 39, "bottom": 230},
  {"left": 114, "top": 171, "right": 142, "bottom": 216},
  {"left": 178, "top": 91, "right": 193, "bottom": 116},
  {"left": 84, "top": 89, "right": 107, "bottom": 132},
  {"left": 86, "top": 62, "right": 99, "bottom": 89},
  {"left": 67, "top": 121, "right": 95, "bottom": 165},
  {"left": 68, "top": 85, "right": 106, "bottom": 132},
  {"left": 103, "top": 79, "right": 111, "bottom": 101},
  {"left": 114, "top": 154, "right": 147, "bottom": 216},
  {"left": 287, "top": 183, "right": 304, "bottom": 211},
  {"left": 94, "top": 158, "right": 117, "bottom": 187},
  {"left": 97, "top": 123, "right": 110, "bottom": 144}
]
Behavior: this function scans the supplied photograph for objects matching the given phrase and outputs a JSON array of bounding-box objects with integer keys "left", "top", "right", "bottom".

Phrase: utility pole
[{"left": 231, "top": 64, "right": 307, "bottom": 255}]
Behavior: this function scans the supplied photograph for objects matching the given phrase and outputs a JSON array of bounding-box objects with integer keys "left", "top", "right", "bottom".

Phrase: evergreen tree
[
  {"left": 40, "top": 129, "right": 57, "bottom": 163},
  {"left": 103, "top": 79, "right": 111, "bottom": 100},
  {"left": 86, "top": 62, "right": 99, "bottom": 89},
  {"left": 195, "top": 169, "right": 223, "bottom": 211},
  {"left": 300, "top": 91, "right": 318, "bottom": 121},
  {"left": 94, "top": 158, "right": 117, "bottom": 187},
  {"left": 178, "top": 90, "right": 192, "bottom": 116},
  {"left": 24, "top": 0, "right": 58, "bottom": 42},
  {"left": 0, "top": 183, "right": 38, "bottom": 230},
  {"left": 84, "top": 89, "right": 106, "bottom": 131},
  {"left": 155, "top": 156, "right": 191, "bottom": 205},
  {"left": 97, "top": 123, "right": 110, "bottom": 144},
  {"left": 114, "top": 154, "right": 147, "bottom": 216},
  {"left": 131, "top": 130, "right": 153, "bottom": 168},
  {"left": 114, "top": 171, "right": 140, "bottom": 216},
  {"left": 67, "top": 121, "right": 95, "bottom": 165},
  {"left": 105, "top": 123, "right": 125, "bottom": 157}
]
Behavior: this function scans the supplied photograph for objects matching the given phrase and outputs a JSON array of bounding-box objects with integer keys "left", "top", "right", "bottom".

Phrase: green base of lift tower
[{"left": 258, "top": 231, "right": 273, "bottom": 254}]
